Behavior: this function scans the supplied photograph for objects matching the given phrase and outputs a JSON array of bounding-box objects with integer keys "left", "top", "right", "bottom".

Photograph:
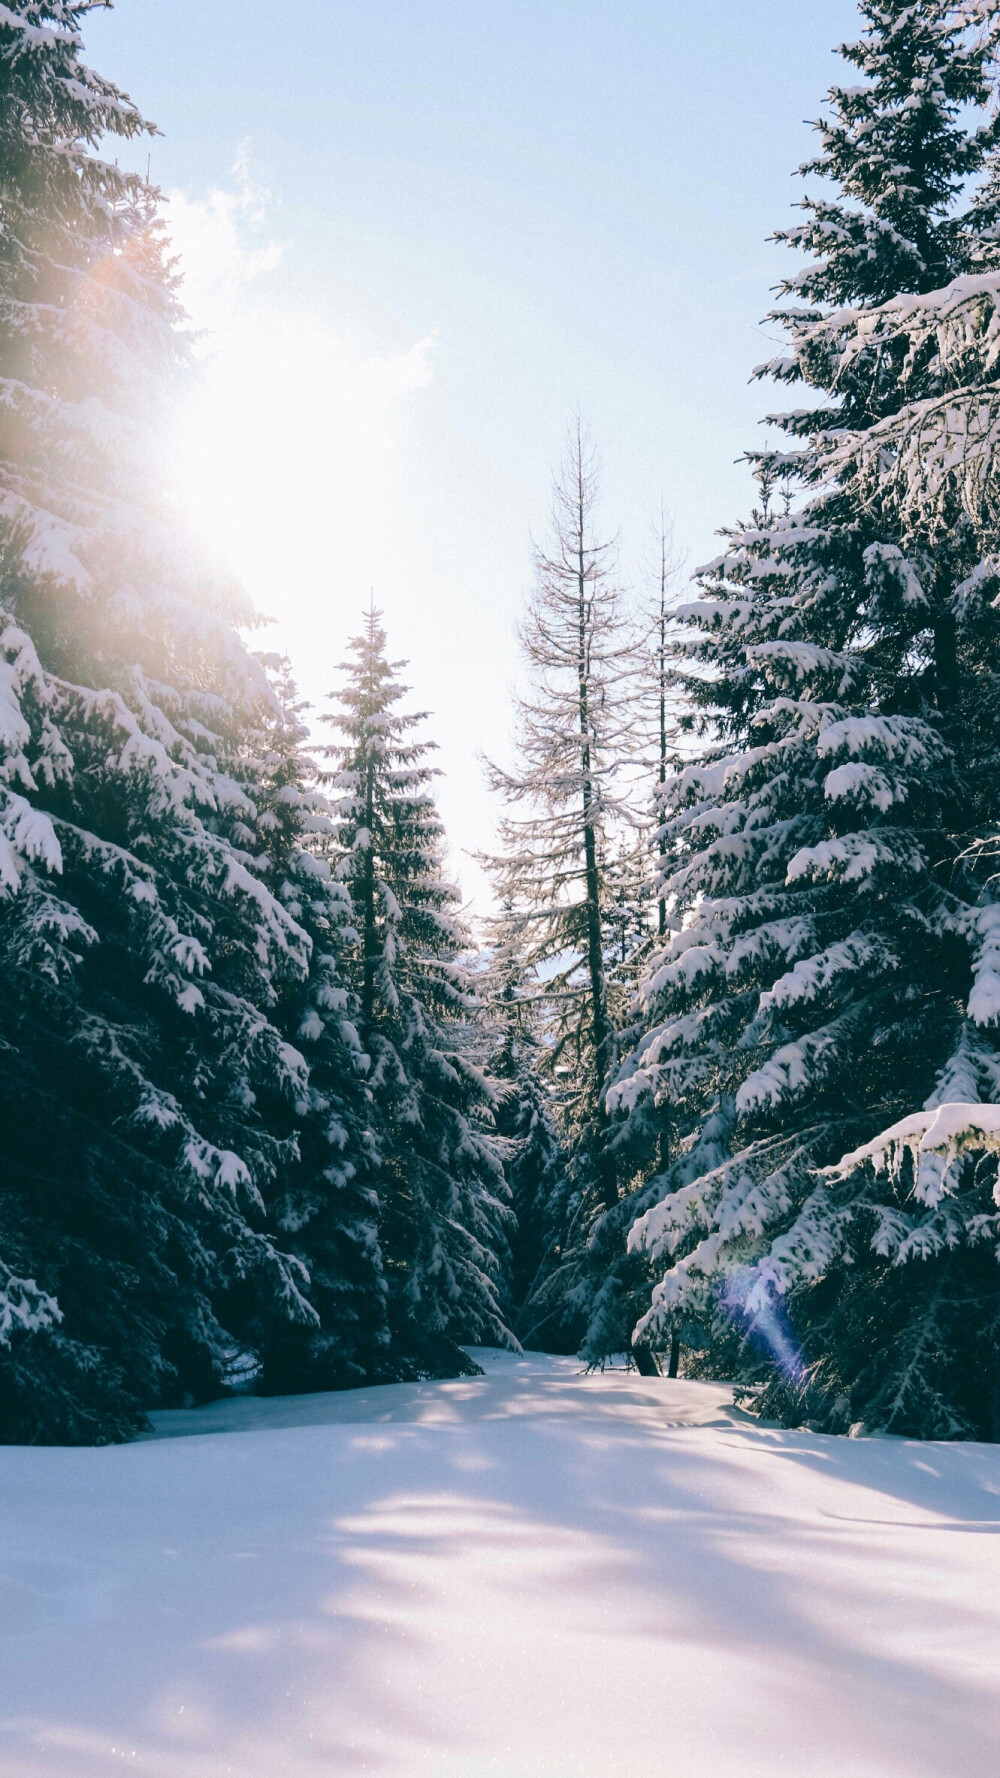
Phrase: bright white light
[
  {"left": 166, "top": 152, "right": 434, "bottom": 675},
  {"left": 162, "top": 151, "right": 515, "bottom": 917}
]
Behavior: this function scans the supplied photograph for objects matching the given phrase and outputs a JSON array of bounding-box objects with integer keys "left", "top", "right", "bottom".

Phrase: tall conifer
[
  {"left": 0, "top": 2, "right": 325, "bottom": 1439},
  {"left": 486, "top": 423, "right": 635, "bottom": 1113},
  {"left": 240, "top": 662, "right": 395, "bottom": 1392},
  {"left": 480, "top": 914, "right": 567, "bottom": 1336},
  {"left": 608, "top": 0, "right": 1000, "bottom": 1435},
  {"left": 324, "top": 608, "right": 515, "bottom": 1371}
]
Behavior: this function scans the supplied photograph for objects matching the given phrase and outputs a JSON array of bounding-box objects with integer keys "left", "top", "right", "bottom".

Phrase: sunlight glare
[{"left": 165, "top": 160, "right": 435, "bottom": 672}]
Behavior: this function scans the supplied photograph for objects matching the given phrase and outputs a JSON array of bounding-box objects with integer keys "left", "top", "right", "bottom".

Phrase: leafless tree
[{"left": 484, "top": 419, "right": 639, "bottom": 1112}]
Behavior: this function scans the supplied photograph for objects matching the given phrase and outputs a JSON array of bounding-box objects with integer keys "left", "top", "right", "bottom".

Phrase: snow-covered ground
[{"left": 2, "top": 1350, "right": 999, "bottom": 1777}]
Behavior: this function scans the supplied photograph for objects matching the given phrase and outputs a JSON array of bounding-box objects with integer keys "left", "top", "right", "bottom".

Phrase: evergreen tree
[
  {"left": 0, "top": 2, "right": 326, "bottom": 1441},
  {"left": 479, "top": 913, "right": 568, "bottom": 1337},
  {"left": 608, "top": 0, "right": 1000, "bottom": 1435},
  {"left": 602, "top": 836, "right": 652, "bottom": 990},
  {"left": 240, "top": 661, "right": 396, "bottom": 1393},
  {"left": 560, "top": 508, "right": 688, "bottom": 1373},
  {"left": 536, "top": 510, "right": 686, "bottom": 1371},
  {"left": 324, "top": 608, "right": 515, "bottom": 1372}
]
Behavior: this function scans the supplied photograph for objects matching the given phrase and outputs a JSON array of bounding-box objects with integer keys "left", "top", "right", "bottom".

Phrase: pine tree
[
  {"left": 602, "top": 837, "right": 652, "bottom": 989},
  {"left": 479, "top": 912, "right": 568, "bottom": 1337},
  {"left": 609, "top": 0, "right": 1000, "bottom": 1435},
  {"left": 239, "top": 661, "right": 396, "bottom": 1393},
  {"left": 560, "top": 509, "right": 688, "bottom": 1371},
  {"left": 0, "top": 3, "right": 327, "bottom": 1440},
  {"left": 324, "top": 607, "right": 515, "bottom": 1372}
]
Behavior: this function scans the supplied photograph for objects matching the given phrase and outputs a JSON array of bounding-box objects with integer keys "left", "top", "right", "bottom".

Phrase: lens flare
[{"left": 720, "top": 1266, "right": 806, "bottom": 1386}]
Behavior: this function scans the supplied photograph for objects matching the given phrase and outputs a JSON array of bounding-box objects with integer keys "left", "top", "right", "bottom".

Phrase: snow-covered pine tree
[
  {"left": 484, "top": 422, "right": 640, "bottom": 1351},
  {"left": 602, "top": 836, "right": 652, "bottom": 991},
  {"left": 237, "top": 660, "right": 396, "bottom": 1393},
  {"left": 324, "top": 607, "right": 515, "bottom": 1373},
  {"left": 0, "top": 2, "right": 327, "bottom": 1441},
  {"left": 479, "top": 910, "right": 568, "bottom": 1338},
  {"left": 608, "top": 0, "right": 1000, "bottom": 1435}
]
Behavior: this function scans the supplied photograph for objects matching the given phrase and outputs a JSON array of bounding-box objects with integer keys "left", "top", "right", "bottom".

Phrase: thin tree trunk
[
  {"left": 572, "top": 470, "right": 616, "bottom": 1212},
  {"left": 582, "top": 801, "right": 610, "bottom": 1087},
  {"left": 360, "top": 755, "right": 376, "bottom": 1037},
  {"left": 578, "top": 548, "right": 611, "bottom": 1098},
  {"left": 571, "top": 449, "right": 612, "bottom": 1102},
  {"left": 657, "top": 562, "right": 668, "bottom": 939},
  {"left": 934, "top": 608, "right": 958, "bottom": 710}
]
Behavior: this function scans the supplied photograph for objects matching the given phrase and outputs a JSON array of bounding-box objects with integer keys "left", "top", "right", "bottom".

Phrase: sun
[{"left": 164, "top": 168, "right": 434, "bottom": 683}]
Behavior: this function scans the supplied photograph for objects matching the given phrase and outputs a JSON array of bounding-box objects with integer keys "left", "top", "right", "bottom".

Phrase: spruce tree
[
  {"left": 480, "top": 914, "right": 568, "bottom": 1339},
  {"left": 0, "top": 2, "right": 327, "bottom": 1440},
  {"left": 324, "top": 608, "right": 515, "bottom": 1372},
  {"left": 602, "top": 837, "right": 652, "bottom": 991},
  {"left": 608, "top": 0, "right": 1000, "bottom": 1435},
  {"left": 240, "top": 661, "right": 396, "bottom": 1393}
]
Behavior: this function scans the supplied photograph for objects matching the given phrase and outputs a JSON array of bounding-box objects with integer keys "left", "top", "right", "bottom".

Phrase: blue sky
[{"left": 86, "top": 0, "right": 861, "bottom": 907}]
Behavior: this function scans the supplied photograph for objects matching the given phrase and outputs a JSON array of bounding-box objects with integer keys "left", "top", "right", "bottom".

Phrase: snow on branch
[
  {"left": 0, "top": 1265, "right": 61, "bottom": 1347},
  {"left": 825, "top": 1101, "right": 1000, "bottom": 1209}
]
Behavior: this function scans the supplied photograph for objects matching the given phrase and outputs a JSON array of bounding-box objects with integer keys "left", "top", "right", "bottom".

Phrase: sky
[{"left": 85, "top": 0, "right": 860, "bottom": 912}]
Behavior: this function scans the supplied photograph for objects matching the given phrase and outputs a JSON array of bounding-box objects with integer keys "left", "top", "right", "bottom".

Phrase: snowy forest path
[{"left": 1, "top": 1352, "right": 999, "bottom": 1776}]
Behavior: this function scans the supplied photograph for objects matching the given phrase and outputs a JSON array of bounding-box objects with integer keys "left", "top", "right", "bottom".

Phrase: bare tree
[
  {"left": 485, "top": 420, "right": 638, "bottom": 1115},
  {"left": 643, "top": 504, "right": 685, "bottom": 938}
]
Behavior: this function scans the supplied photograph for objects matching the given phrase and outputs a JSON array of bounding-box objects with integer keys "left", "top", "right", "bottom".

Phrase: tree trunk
[
  {"left": 577, "top": 529, "right": 611, "bottom": 1098},
  {"left": 934, "top": 607, "right": 958, "bottom": 711},
  {"left": 658, "top": 600, "right": 668, "bottom": 939},
  {"left": 582, "top": 803, "right": 610, "bottom": 1088},
  {"left": 360, "top": 757, "right": 376, "bottom": 1038}
]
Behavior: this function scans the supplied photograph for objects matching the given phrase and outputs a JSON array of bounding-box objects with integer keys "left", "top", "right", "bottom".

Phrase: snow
[
  {"left": 3, "top": 1350, "right": 1000, "bottom": 1777},
  {"left": 828, "top": 1101, "right": 1000, "bottom": 1195},
  {"left": 822, "top": 760, "right": 899, "bottom": 810}
]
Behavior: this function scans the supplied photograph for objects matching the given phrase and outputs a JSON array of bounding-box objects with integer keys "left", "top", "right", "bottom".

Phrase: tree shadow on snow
[{"left": 1, "top": 1403, "right": 1000, "bottom": 1774}]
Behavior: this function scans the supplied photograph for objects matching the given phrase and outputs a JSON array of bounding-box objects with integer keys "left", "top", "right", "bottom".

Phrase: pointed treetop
[{"left": 774, "top": 0, "right": 1000, "bottom": 308}]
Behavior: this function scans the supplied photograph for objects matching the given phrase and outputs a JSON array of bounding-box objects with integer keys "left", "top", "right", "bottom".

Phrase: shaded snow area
[{"left": 3, "top": 1352, "right": 1000, "bottom": 1776}]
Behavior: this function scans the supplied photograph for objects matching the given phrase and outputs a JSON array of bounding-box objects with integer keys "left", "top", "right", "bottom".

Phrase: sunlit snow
[{"left": 2, "top": 1350, "right": 999, "bottom": 1776}]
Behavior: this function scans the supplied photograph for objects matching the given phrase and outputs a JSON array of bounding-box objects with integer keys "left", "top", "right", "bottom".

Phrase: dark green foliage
[
  {"left": 479, "top": 928, "right": 569, "bottom": 1341},
  {"left": 324, "top": 609, "right": 515, "bottom": 1369},
  {"left": 601, "top": 0, "right": 1000, "bottom": 1436},
  {"left": 0, "top": 3, "right": 334, "bottom": 1438},
  {"left": 237, "top": 662, "right": 398, "bottom": 1395}
]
